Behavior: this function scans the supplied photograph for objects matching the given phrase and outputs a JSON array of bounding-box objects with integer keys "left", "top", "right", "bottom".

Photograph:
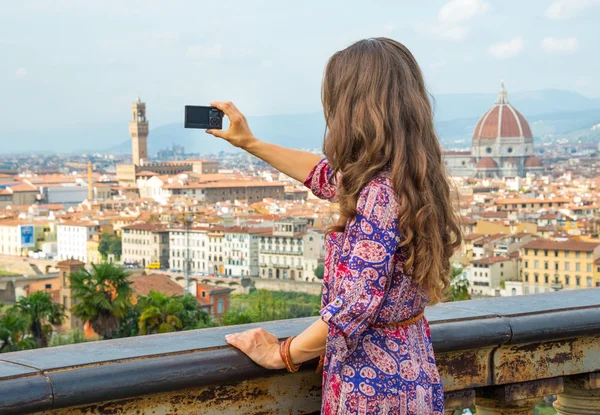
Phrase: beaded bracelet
[{"left": 279, "top": 336, "right": 301, "bottom": 372}]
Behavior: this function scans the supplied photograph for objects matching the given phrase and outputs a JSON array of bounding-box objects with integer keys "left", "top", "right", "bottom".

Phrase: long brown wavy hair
[{"left": 322, "top": 38, "right": 462, "bottom": 304}]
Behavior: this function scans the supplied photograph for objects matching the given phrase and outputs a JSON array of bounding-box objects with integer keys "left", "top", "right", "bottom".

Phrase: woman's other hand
[
  {"left": 225, "top": 328, "right": 285, "bottom": 370},
  {"left": 206, "top": 101, "right": 257, "bottom": 150}
]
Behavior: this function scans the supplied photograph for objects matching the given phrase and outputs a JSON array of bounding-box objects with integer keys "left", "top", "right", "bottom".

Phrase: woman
[{"left": 206, "top": 38, "right": 461, "bottom": 415}]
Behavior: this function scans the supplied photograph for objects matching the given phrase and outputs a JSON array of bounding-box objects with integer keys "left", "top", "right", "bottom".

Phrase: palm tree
[
  {"left": 0, "top": 307, "right": 36, "bottom": 353},
  {"left": 15, "top": 291, "right": 65, "bottom": 347},
  {"left": 69, "top": 262, "right": 133, "bottom": 339},
  {"left": 137, "top": 292, "right": 209, "bottom": 335}
]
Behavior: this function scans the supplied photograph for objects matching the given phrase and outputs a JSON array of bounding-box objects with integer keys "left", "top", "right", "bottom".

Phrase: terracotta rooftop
[
  {"left": 476, "top": 158, "right": 499, "bottom": 169},
  {"left": 472, "top": 256, "right": 513, "bottom": 265},
  {"left": 524, "top": 239, "right": 600, "bottom": 253},
  {"left": 122, "top": 223, "right": 167, "bottom": 233},
  {"left": 472, "top": 82, "right": 533, "bottom": 140},
  {"left": 130, "top": 274, "right": 183, "bottom": 297},
  {"left": 525, "top": 156, "right": 543, "bottom": 168}
]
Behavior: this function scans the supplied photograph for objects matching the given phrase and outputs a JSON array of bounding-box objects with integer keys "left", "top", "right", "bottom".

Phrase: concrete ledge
[{"left": 0, "top": 289, "right": 598, "bottom": 414}]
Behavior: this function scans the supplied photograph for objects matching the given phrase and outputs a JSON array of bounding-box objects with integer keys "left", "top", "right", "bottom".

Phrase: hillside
[{"left": 1, "top": 89, "right": 598, "bottom": 154}]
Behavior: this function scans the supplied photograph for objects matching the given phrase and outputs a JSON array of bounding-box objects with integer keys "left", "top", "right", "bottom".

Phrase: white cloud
[
  {"left": 575, "top": 76, "right": 588, "bottom": 87},
  {"left": 186, "top": 44, "right": 223, "bottom": 59},
  {"left": 261, "top": 59, "right": 273, "bottom": 68},
  {"left": 541, "top": 37, "right": 578, "bottom": 54},
  {"left": 434, "top": 25, "right": 469, "bottom": 41},
  {"left": 430, "top": 59, "right": 447, "bottom": 70},
  {"left": 152, "top": 31, "right": 180, "bottom": 41},
  {"left": 414, "top": 22, "right": 469, "bottom": 42},
  {"left": 383, "top": 24, "right": 395, "bottom": 33},
  {"left": 545, "top": 0, "right": 600, "bottom": 19},
  {"left": 415, "top": 0, "right": 488, "bottom": 42},
  {"left": 439, "top": 0, "right": 490, "bottom": 24},
  {"left": 488, "top": 37, "right": 524, "bottom": 59},
  {"left": 15, "top": 68, "right": 27, "bottom": 78}
]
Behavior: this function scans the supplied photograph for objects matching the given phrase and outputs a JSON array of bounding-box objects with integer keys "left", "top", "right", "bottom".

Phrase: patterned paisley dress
[{"left": 303, "top": 158, "right": 444, "bottom": 415}]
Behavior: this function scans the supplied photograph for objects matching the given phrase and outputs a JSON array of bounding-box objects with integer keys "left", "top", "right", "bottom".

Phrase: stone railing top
[{"left": 1, "top": 289, "right": 599, "bottom": 414}]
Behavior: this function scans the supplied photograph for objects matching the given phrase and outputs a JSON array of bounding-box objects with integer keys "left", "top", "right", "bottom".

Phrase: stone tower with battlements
[{"left": 129, "top": 96, "right": 149, "bottom": 166}]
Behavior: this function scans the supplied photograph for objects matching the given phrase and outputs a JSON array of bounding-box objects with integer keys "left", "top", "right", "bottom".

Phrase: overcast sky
[{"left": 1, "top": 0, "right": 599, "bottom": 132}]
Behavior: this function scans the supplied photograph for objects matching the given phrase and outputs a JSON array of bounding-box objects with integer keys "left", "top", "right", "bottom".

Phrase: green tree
[
  {"left": 15, "top": 291, "right": 65, "bottom": 348},
  {"left": 447, "top": 266, "right": 470, "bottom": 302},
  {"left": 137, "top": 291, "right": 210, "bottom": 335},
  {"left": 49, "top": 329, "right": 95, "bottom": 347},
  {"left": 115, "top": 306, "right": 141, "bottom": 338},
  {"left": 69, "top": 262, "right": 133, "bottom": 339},
  {"left": 0, "top": 307, "right": 36, "bottom": 353},
  {"left": 221, "top": 309, "right": 255, "bottom": 326},
  {"left": 98, "top": 232, "right": 122, "bottom": 260},
  {"left": 313, "top": 264, "right": 325, "bottom": 279}
]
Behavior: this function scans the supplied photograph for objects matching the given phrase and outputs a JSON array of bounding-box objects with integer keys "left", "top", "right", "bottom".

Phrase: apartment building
[
  {"left": 223, "top": 227, "right": 261, "bottom": 277},
  {"left": 168, "top": 227, "right": 209, "bottom": 273},
  {"left": 257, "top": 219, "right": 321, "bottom": 281},
  {"left": 521, "top": 239, "right": 600, "bottom": 294},
  {"left": 122, "top": 223, "right": 170, "bottom": 269},
  {"left": 57, "top": 221, "right": 103, "bottom": 263},
  {"left": 0, "top": 219, "right": 56, "bottom": 257},
  {"left": 466, "top": 256, "right": 519, "bottom": 297}
]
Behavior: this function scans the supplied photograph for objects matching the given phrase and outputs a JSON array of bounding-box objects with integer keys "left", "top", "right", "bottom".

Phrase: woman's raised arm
[{"left": 206, "top": 101, "right": 323, "bottom": 183}]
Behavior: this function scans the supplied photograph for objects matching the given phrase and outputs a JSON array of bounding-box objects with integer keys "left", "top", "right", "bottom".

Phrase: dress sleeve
[
  {"left": 303, "top": 157, "right": 339, "bottom": 202},
  {"left": 319, "top": 182, "right": 400, "bottom": 361}
]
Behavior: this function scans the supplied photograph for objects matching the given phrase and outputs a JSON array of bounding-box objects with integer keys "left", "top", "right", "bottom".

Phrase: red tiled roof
[
  {"left": 122, "top": 223, "right": 166, "bottom": 232},
  {"left": 472, "top": 256, "right": 513, "bottom": 265},
  {"left": 476, "top": 158, "right": 499, "bottom": 169},
  {"left": 525, "top": 156, "right": 543, "bottom": 168},
  {"left": 523, "top": 239, "right": 600, "bottom": 252},
  {"left": 130, "top": 274, "right": 183, "bottom": 297}
]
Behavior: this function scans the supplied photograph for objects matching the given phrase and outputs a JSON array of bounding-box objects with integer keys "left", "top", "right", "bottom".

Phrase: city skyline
[{"left": 1, "top": 0, "right": 599, "bottom": 145}]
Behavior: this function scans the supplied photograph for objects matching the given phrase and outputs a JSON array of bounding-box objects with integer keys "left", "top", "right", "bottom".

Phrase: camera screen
[{"left": 186, "top": 106, "right": 210, "bottom": 123}]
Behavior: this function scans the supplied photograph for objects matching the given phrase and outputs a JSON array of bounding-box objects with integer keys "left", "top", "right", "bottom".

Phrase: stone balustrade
[{"left": 0, "top": 289, "right": 599, "bottom": 414}]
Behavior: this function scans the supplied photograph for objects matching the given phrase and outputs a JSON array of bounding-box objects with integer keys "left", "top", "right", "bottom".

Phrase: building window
[
  {"left": 565, "top": 262, "right": 570, "bottom": 271},
  {"left": 565, "top": 251, "right": 569, "bottom": 258},
  {"left": 544, "top": 275, "right": 549, "bottom": 284},
  {"left": 565, "top": 276, "right": 570, "bottom": 286},
  {"left": 575, "top": 251, "right": 580, "bottom": 258},
  {"left": 544, "top": 262, "right": 548, "bottom": 270},
  {"left": 576, "top": 263, "right": 581, "bottom": 272},
  {"left": 554, "top": 251, "right": 558, "bottom": 257},
  {"left": 587, "top": 277, "right": 593, "bottom": 288},
  {"left": 217, "top": 298, "right": 224, "bottom": 314},
  {"left": 534, "top": 260, "right": 539, "bottom": 269},
  {"left": 534, "top": 274, "right": 539, "bottom": 283},
  {"left": 524, "top": 273, "right": 529, "bottom": 282},
  {"left": 576, "top": 276, "right": 581, "bottom": 287}
]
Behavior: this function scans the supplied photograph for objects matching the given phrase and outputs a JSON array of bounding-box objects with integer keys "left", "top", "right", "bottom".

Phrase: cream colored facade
[
  {"left": 257, "top": 219, "right": 319, "bottom": 281},
  {"left": 475, "top": 220, "right": 537, "bottom": 236},
  {"left": 0, "top": 220, "right": 56, "bottom": 256},
  {"left": 521, "top": 240, "right": 600, "bottom": 294},
  {"left": 122, "top": 224, "right": 170, "bottom": 269}
]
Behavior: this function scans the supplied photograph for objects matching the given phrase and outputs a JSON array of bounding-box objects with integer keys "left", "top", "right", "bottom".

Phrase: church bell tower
[{"left": 129, "top": 96, "right": 149, "bottom": 166}]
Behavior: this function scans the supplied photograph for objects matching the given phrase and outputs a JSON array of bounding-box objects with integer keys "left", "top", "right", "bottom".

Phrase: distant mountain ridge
[{"left": 1, "top": 89, "right": 598, "bottom": 154}]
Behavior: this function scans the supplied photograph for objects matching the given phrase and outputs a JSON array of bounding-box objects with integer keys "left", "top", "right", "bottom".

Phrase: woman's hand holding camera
[{"left": 206, "top": 101, "right": 257, "bottom": 150}]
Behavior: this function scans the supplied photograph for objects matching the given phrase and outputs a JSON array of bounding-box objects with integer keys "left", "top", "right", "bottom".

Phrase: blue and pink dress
[{"left": 304, "top": 158, "right": 444, "bottom": 415}]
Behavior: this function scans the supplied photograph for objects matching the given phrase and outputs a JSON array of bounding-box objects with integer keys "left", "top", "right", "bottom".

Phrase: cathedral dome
[
  {"left": 472, "top": 82, "right": 533, "bottom": 142},
  {"left": 476, "top": 157, "right": 499, "bottom": 169},
  {"left": 524, "top": 156, "right": 543, "bottom": 167}
]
